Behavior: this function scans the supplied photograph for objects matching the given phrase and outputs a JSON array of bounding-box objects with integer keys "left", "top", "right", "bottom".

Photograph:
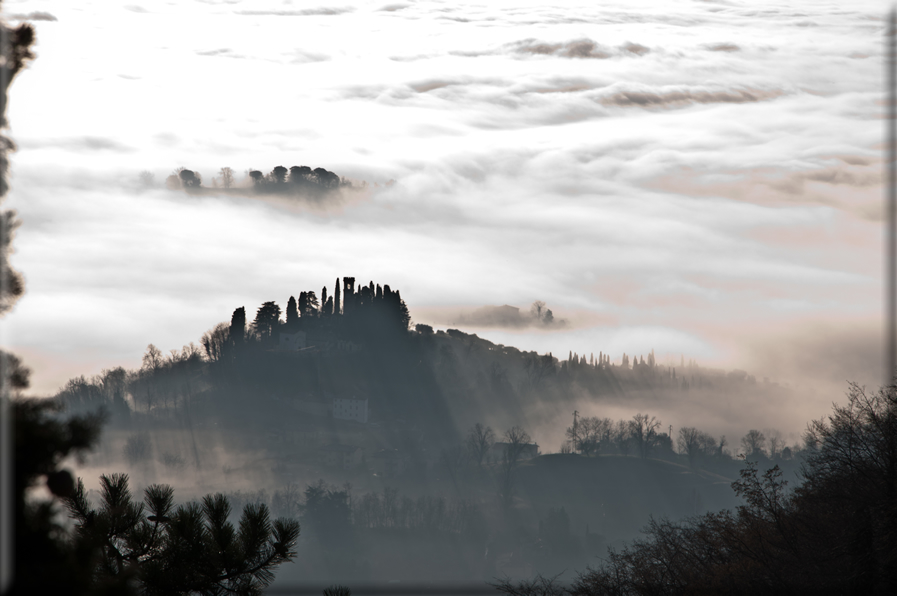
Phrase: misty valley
[
  {"left": 51, "top": 277, "right": 813, "bottom": 590},
  {"left": 4, "top": 0, "right": 892, "bottom": 593}
]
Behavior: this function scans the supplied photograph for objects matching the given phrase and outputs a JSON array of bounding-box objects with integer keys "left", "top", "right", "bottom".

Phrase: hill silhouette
[{"left": 50, "top": 276, "right": 809, "bottom": 585}]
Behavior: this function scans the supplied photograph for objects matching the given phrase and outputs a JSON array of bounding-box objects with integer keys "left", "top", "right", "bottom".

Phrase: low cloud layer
[
  {"left": 597, "top": 86, "right": 784, "bottom": 108},
  {"left": 235, "top": 7, "right": 354, "bottom": 17},
  {"left": 446, "top": 302, "right": 568, "bottom": 330},
  {"left": 7, "top": 11, "right": 57, "bottom": 21},
  {"left": 706, "top": 43, "right": 740, "bottom": 52}
]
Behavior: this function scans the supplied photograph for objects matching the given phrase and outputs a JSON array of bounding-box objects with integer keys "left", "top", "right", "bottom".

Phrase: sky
[{"left": 0, "top": 0, "right": 886, "bottom": 417}]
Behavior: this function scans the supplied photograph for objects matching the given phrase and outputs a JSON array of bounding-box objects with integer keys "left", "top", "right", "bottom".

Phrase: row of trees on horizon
[
  {"left": 149, "top": 164, "right": 357, "bottom": 196},
  {"left": 199, "top": 277, "right": 412, "bottom": 361}
]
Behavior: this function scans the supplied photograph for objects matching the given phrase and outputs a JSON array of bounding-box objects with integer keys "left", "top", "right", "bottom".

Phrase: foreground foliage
[
  {"left": 10, "top": 398, "right": 300, "bottom": 595},
  {"left": 64, "top": 474, "right": 300, "bottom": 596},
  {"left": 495, "top": 381, "right": 897, "bottom": 595},
  {"left": 10, "top": 399, "right": 104, "bottom": 595}
]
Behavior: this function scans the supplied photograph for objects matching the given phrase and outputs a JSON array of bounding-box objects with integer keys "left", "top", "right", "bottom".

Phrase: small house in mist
[
  {"left": 333, "top": 397, "right": 369, "bottom": 423},
  {"left": 278, "top": 331, "right": 307, "bottom": 351},
  {"left": 487, "top": 441, "right": 540, "bottom": 463},
  {"left": 318, "top": 444, "right": 363, "bottom": 469}
]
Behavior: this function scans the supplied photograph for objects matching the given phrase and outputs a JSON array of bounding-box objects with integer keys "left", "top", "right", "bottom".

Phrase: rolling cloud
[
  {"left": 235, "top": 7, "right": 354, "bottom": 16},
  {"left": 7, "top": 11, "right": 57, "bottom": 21},
  {"left": 706, "top": 43, "right": 741, "bottom": 52},
  {"left": 597, "top": 86, "right": 785, "bottom": 108},
  {"left": 510, "top": 38, "right": 614, "bottom": 59}
]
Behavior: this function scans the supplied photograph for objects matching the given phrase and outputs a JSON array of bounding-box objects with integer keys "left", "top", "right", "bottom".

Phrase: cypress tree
[
  {"left": 286, "top": 296, "right": 298, "bottom": 327},
  {"left": 321, "top": 286, "right": 328, "bottom": 313},
  {"left": 298, "top": 292, "right": 307, "bottom": 316},
  {"left": 376, "top": 284, "right": 383, "bottom": 300},
  {"left": 334, "top": 278, "right": 341, "bottom": 315}
]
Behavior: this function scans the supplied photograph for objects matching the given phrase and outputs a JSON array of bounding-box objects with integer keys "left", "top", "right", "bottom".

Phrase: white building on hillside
[
  {"left": 278, "top": 331, "right": 307, "bottom": 351},
  {"left": 333, "top": 397, "right": 369, "bottom": 423}
]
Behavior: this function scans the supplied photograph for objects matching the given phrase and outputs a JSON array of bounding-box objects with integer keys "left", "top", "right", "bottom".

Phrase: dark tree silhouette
[
  {"left": 9, "top": 399, "right": 107, "bottom": 595},
  {"left": 200, "top": 322, "right": 230, "bottom": 362},
  {"left": 566, "top": 416, "right": 602, "bottom": 457},
  {"left": 65, "top": 473, "right": 300, "bottom": 595},
  {"left": 313, "top": 167, "right": 340, "bottom": 188},
  {"left": 230, "top": 306, "right": 246, "bottom": 344},
  {"left": 741, "top": 429, "right": 767, "bottom": 458},
  {"left": 396, "top": 291, "right": 411, "bottom": 330},
  {"left": 249, "top": 170, "right": 264, "bottom": 188},
  {"left": 304, "top": 291, "right": 319, "bottom": 316},
  {"left": 252, "top": 301, "right": 281, "bottom": 342},
  {"left": 678, "top": 427, "right": 702, "bottom": 467},
  {"left": 0, "top": 14, "right": 34, "bottom": 322},
  {"left": 289, "top": 165, "right": 311, "bottom": 184},
  {"left": 286, "top": 296, "right": 299, "bottom": 328},
  {"left": 503, "top": 426, "right": 532, "bottom": 466},
  {"left": 466, "top": 423, "right": 495, "bottom": 468},
  {"left": 178, "top": 169, "right": 201, "bottom": 188},
  {"left": 142, "top": 344, "right": 164, "bottom": 373},
  {"left": 270, "top": 165, "right": 288, "bottom": 184},
  {"left": 630, "top": 413, "right": 661, "bottom": 459},
  {"left": 334, "top": 278, "right": 341, "bottom": 315},
  {"left": 1, "top": 349, "right": 30, "bottom": 394}
]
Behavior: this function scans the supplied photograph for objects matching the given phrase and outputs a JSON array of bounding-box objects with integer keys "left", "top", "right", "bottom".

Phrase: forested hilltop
[
  {"left": 58, "top": 275, "right": 789, "bottom": 457},
  {"left": 52, "top": 277, "right": 809, "bottom": 585}
]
